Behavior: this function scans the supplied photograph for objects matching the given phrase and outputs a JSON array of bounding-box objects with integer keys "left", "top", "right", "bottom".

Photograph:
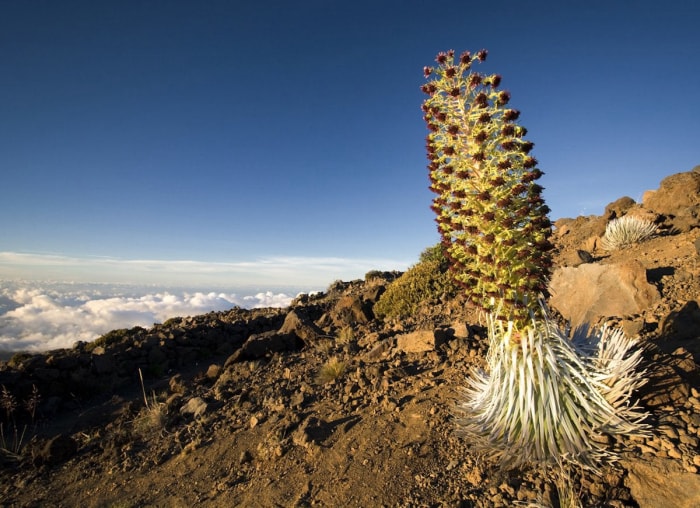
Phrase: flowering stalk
[
  {"left": 423, "top": 49, "right": 648, "bottom": 472},
  {"left": 422, "top": 49, "right": 553, "bottom": 330}
]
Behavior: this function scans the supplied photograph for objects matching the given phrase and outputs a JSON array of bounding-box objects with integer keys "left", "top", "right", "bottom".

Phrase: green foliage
[
  {"left": 418, "top": 243, "right": 450, "bottom": 270},
  {"left": 422, "top": 49, "right": 553, "bottom": 327},
  {"left": 601, "top": 215, "right": 658, "bottom": 250},
  {"left": 373, "top": 246, "right": 457, "bottom": 320}
]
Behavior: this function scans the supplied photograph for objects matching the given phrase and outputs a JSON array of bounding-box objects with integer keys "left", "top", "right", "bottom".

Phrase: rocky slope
[{"left": 1, "top": 168, "right": 699, "bottom": 507}]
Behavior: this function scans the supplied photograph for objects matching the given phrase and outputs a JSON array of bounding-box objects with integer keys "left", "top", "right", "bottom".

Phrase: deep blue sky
[{"left": 1, "top": 0, "right": 698, "bottom": 287}]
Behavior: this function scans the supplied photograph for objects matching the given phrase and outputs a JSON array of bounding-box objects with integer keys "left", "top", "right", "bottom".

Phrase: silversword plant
[
  {"left": 601, "top": 215, "right": 658, "bottom": 251},
  {"left": 422, "top": 49, "right": 648, "bottom": 473}
]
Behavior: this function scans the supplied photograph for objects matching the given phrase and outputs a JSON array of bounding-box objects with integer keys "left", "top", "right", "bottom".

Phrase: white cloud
[
  {"left": 0, "top": 251, "right": 408, "bottom": 287},
  {"left": 0, "top": 281, "right": 299, "bottom": 353}
]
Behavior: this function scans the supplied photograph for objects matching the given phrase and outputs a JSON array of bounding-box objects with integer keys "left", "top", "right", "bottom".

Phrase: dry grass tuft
[{"left": 317, "top": 357, "right": 346, "bottom": 385}]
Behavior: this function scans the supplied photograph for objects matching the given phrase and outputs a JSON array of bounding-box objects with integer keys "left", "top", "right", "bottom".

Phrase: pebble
[
  {"left": 658, "top": 425, "right": 679, "bottom": 440},
  {"left": 637, "top": 444, "right": 656, "bottom": 455},
  {"left": 679, "top": 434, "right": 699, "bottom": 447},
  {"left": 668, "top": 447, "right": 682, "bottom": 459}
]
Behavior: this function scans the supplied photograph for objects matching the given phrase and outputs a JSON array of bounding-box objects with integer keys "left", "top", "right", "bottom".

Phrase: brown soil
[{"left": 1, "top": 198, "right": 700, "bottom": 507}]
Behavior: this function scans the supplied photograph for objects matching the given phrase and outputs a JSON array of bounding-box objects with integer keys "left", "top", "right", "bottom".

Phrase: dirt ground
[{"left": 1, "top": 198, "right": 700, "bottom": 507}]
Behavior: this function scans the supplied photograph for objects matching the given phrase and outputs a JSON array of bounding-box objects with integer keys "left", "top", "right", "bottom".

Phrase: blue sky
[{"left": 1, "top": 0, "right": 699, "bottom": 288}]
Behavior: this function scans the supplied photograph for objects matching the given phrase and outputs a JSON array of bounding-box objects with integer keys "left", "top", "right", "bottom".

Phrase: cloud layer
[
  {"left": 0, "top": 281, "right": 297, "bottom": 353},
  {"left": 0, "top": 252, "right": 409, "bottom": 287}
]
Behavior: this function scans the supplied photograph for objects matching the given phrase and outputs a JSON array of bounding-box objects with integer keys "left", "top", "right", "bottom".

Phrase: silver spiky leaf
[
  {"left": 601, "top": 215, "right": 658, "bottom": 251},
  {"left": 455, "top": 303, "right": 648, "bottom": 471}
]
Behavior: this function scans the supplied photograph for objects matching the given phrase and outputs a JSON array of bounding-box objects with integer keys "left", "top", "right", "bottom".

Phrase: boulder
[
  {"left": 549, "top": 260, "right": 659, "bottom": 328},
  {"left": 642, "top": 170, "right": 700, "bottom": 218},
  {"left": 624, "top": 457, "right": 700, "bottom": 508},
  {"left": 661, "top": 300, "right": 700, "bottom": 341},
  {"left": 604, "top": 196, "right": 636, "bottom": 219},
  {"left": 331, "top": 295, "right": 374, "bottom": 327},
  {"left": 180, "top": 396, "right": 209, "bottom": 418},
  {"left": 233, "top": 330, "right": 302, "bottom": 361},
  {"left": 279, "top": 310, "right": 325, "bottom": 344},
  {"left": 395, "top": 329, "right": 448, "bottom": 353}
]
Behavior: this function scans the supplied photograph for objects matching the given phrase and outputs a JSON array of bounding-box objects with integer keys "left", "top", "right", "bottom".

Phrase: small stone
[
  {"left": 679, "top": 433, "right": 698, "bottom": 447},
  {"left": 206, "top": 364, "right": 221, "bottom": 380},
  {"left": 180, "top": 397, "right": 208, "bottom": 418},
  {"left": 659, "top": 437, "right": 676, "bottom": 450},
  {"left": 637, "top": 444, "right": 656, "bottom": 455},
  {"left": 693, "top": 455, "right": 700, "bottom": 467},
  {"left": 668, "top": 447, "right": 682, "bottom": 459},
  {"left": 250, "top": 415, "right": 259, "bottom": 428},
  {"left": 658, "top": 425, "right": 679, "bottom": 440}
]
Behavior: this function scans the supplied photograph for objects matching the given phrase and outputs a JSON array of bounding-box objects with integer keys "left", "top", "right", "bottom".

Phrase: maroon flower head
[
  {"left": 519, "top": 141, "right": 535, "bottom": 154},
  {"left": 447, "top": 125, "right": 460, "bottom": 135},
  {"left": 496, "top": 90, "right": 511, "bottom": 106},
  {"left": 478, "top": 112, "right": 491, "bottom": 124},
  {"left": 497, "top": 160, "right": 512, "bottom": 170},
  {"left": 489, "top": 74, "right": 502, "bottom": 88},
  {"left": 474, "top": 131, "right": 488, "bottom": 143},
  {"left": 474, "top": 92, "right": 489, "bottom": 107},
  {"left": 445, "top": 66, "right": 457, "bottom": 78},
  {"left": 450, "top": 87, "right": 461, "bottom": 97},
  {"left": 436, "top": 52, "right": 449, "bottom": 64},
  {"left": 521, "top": 169, "right": 543, "bottom": 183},
  {"left": 423, "top": 66, "right": 432, "bottom": 77},
  {"left": 459, "top": 51, "right": 472, "bottom": 64},
  {"left": 501, "top": 125, "right": 515, "bottom": 137},
  {"left": 503, "top": 109, "right": 521, "bottom": 121},
  {"left": 523, "top": 157, "right": 538, "bottom": 169},
  {"left": 476, "top": 49, "right": 488, "bottom": 61},
  {"left": 468, "top": 73, "right": 483, "bottom": 88},
  {"left": 421, "top": 83, "right": 437, "bottom": 95},
  {"left": 497, "top": 196, "right": 513, "bottom": 208}
]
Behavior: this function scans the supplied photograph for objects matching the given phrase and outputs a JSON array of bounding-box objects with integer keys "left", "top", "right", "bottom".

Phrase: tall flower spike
[{"left": 422, "top": 48, "right": 648, "bottom": 474}]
